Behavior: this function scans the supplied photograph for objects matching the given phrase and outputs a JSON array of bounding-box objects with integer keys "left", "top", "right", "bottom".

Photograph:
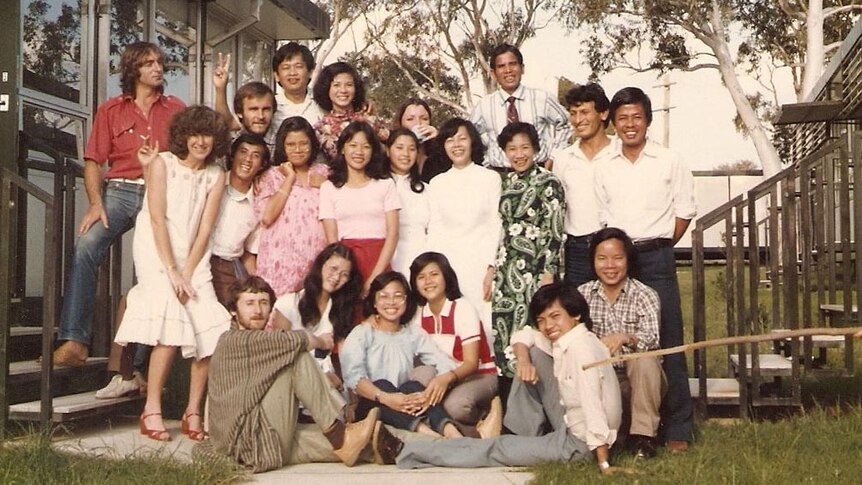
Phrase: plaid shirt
[{"left": 578, "top": 278, "right": 660, "bottom": 357}]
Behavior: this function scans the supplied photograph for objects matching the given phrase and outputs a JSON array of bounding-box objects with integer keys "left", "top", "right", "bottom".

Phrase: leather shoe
[
  {"left": 627, "top": 434, "right": 658, "bottom": 458},
  {"left": 476, "top": 396, "right": 502, "bottom": 439},
  {"left": 371, "top": 422, "right": 404, "bottom": 465},
  {"left": 333, "top": 407, "right": 378, "bottom": 466},
  {"left": 53, "top": 340, "right": 88, "bottom": 367},
  {"left": 666, "top": 440, "right": 690, "bottom": 454}
]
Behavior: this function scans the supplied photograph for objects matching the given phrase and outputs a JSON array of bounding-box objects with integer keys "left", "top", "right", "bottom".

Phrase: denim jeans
[
  {"left": 563, "top": 235, "right": 596, "bottom": 288},
  {"left": 632, "top": 246, "right": 694, "bottom": 442},
  {"left": 58, "top": 181, "right": 145, "bottom": 344},
  {"left": 355, "top": 379, "right": 453, "bottom": 433}
]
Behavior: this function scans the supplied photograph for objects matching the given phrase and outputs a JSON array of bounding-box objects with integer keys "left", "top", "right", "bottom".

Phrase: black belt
[
  {"left": 634, "top": 238, "right": 673, "bottom": 252},
  {"left": 567, "top": 232, "right": 597, "bottom": 245}
]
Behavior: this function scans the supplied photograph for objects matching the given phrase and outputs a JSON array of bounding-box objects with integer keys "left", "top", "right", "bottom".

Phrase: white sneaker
[{"left": 95, "top": 374, "right": 140, "bottom": 399}]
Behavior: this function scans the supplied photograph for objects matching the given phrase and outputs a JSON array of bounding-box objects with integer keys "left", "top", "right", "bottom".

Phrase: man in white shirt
[
  {"left": 210, "top": 133, "right": 267, "bottom": 306},
  {"left": 270, "top": 42, "right": 325, "bottom": 129},
  {"left": 551, "top": 83, "right": 614, "bottom": 287},
  {"left": 395, "top": 283, "right": 626, "bottom": 476},
  {"left": 469, "top": 44, "right": 571, "bottom": 171},
  {"left": 594, "top": 86, "right": 696, "bottom": 453}
]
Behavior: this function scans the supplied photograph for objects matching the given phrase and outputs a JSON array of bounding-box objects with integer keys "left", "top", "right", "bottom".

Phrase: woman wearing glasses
[
  {"left": 340, "top": 272, "right": 467, "bottom": 437},
  {"left": 255, "top": 117, "right": 330, "bottom": 297}
]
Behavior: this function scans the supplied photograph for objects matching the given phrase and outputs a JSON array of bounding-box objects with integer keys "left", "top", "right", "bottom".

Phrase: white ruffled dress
[{"left": 115, "top": 153, "right": 230, "bottom": 360}]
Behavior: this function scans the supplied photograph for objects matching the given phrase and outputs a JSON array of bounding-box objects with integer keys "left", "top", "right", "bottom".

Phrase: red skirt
[{"left": 341, "top": 238, "right": 388, "bottom": 283}]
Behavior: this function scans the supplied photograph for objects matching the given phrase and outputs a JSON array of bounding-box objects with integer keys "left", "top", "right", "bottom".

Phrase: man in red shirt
[{"left": 53, "top": 42, "right": 185, "bottom": 366}]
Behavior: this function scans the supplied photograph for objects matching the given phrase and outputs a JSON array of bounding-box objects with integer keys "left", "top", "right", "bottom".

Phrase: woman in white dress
[
  {"left": 426, "top": 118, "right": 502, "bottom": 347},
  {"left": 385, "top": 128, "right": 430, "bottom": 278},
  {"left": 115, "top": 106, "right": 231, "bottom": 442}
]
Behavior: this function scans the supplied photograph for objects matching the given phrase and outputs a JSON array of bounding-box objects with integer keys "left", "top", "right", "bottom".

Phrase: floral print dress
[
  {"left": 313, "top": 110, "right": 389, "bottom": 162},
  {"left": 491, "top": 164, "right": 565, "bottom": 377}
]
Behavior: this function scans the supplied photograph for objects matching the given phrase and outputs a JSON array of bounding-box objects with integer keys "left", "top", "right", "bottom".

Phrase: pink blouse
[
  {"left": 318, "top": 178, "right": 400, "bottom": 239},
  {"left": 254, "top": 164, "right": 330, "bottom": 296}
]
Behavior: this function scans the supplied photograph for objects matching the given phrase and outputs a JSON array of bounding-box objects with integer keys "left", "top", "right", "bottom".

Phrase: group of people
[{"left": 50, "top": 38, "right": 697, "bottom": 474}]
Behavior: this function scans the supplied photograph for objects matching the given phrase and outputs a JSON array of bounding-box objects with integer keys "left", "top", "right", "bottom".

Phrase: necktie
[{"left": 506, "top": 96, "right": 519, "bottom": 124}]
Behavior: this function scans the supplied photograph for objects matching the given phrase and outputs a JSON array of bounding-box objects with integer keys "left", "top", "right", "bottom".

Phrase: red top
[
  {"left": 419, "top": 299, "right": 496, "bottom": 375},
  {"left": 84, "top": 94, "right": 185, "bottom": 180}
]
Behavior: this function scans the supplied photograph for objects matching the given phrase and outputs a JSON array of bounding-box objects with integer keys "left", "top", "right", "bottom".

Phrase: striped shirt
[
  {"left": 578, "top": 278, "right": 660, "bottom": 359},
  {"left": 469, "top": 84, "right": 571, "bottom": 168},
  {"left": 203, "top": 328, "right": 307, "bottom": 472}
]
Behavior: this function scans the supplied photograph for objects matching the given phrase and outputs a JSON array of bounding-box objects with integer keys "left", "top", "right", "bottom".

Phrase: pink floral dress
[
  {"left": 314, "top": 110, "right": 390, "bottom": 162},
  {"left": 254, "top": 163, "right": 330, "bottom": 296}
]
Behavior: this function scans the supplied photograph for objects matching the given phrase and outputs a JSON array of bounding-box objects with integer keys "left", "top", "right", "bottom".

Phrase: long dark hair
[
  {"left": 385, "top": 128, "right": 424, "bottom": 194},
  {"left": 273, "top": 116, "right": 320, "bottom": 166},
  {"left": 362, "top": 271, "right": 417, "bottom": 326},
  {"left": 409, "top": 252, "right": 463, "bottom": 306},
  {"left": 328, "top": 121, "right": 389, "bottom": 188},
  {"left": 298, "top": 243, "right": 363, "bottom": 340}
]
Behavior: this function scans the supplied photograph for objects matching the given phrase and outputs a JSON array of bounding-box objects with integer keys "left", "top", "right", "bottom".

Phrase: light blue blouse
[{"left": 340, "top": 320, "right": 457, "bottom": 390}]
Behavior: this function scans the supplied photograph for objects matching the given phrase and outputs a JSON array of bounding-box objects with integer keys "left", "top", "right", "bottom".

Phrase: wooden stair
[{"left": 9, "top": 391, "right": 144, "bottom": 422}]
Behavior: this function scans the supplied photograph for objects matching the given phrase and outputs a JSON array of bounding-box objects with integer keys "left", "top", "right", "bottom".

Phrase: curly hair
[
  {"left": 298, "top": 243, "right": 363, "bottom": 340},
  {"left": 385, "top": 128, "right": 424, "bottom": 194},
  {"left": 437, "top": 117, "right": 486, "bottom": 166},
  {"left": 312, "top": 62, "right": 365, "bottom": 113},
  {"left": 328, "top": 121, "right": 389, "bottom": 188},
  {"left": 272, "top": 116, "right": 320, "bottom": 166},
  {"left": 119, "top": 42, "right": 164, "bottom": 96},
  {"left": 168, "top": 106, "right": 231, "bottom": 165}
]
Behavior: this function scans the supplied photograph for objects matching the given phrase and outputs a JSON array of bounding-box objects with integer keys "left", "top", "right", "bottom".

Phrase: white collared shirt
[
  {"left": 594, "top": 139, "right": 696, "bottom": 241},
  {"left": 210, "top": 180, "right": 260, "bottom": 261},
  {"left": 470, "top": 84, "right": 571, "bottom": 168},
  {"left": 551, "top": 138, "right": 615, "bottom": 237},
  {"left": 272, "top": 91, "right": 325, "bottom": 130}
]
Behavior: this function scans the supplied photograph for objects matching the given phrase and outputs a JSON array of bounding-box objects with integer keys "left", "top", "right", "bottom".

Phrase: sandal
[
  {"left": 182, "top": 412, "right": 207, "bottom": 441},
  {"left": 139, "top": 412, "right": 171, "bottom": 442}
]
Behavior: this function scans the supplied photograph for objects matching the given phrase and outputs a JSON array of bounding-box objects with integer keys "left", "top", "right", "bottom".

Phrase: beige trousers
[{"left": 616, "top": 357, "right": 667, "bottom": 437}]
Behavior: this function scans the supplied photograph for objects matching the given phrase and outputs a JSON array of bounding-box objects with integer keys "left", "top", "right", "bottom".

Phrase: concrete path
[{"left": 52, "top": 418, "right": 533, "bottom": 485}]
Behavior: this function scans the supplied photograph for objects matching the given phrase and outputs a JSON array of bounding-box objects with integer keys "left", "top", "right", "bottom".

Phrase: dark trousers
[
  {"left": 632, "top": 246, "right": 693, "bottom": 442},
  {"left": 563, "top": 236, "right": 596, "bottom": 288},
  {"left": 355, "top": 379, "right": 452, "bottom": 433}
]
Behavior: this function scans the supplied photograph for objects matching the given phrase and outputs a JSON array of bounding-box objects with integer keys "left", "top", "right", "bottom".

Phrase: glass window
[
  {"left": 107, "top": 0, "right": 144, "bottom": 98},
  {"left": 22, "top": 0, "right": 84, "bottom": 103},
  {"left": 22, "top": 104, "right": 84, "bottom": 166},
  {"left": 156, "top": 0, "right": 197, "bottom": 101},
  {"left": 239, "top": 33, "right": 272, "bottom": 87}
]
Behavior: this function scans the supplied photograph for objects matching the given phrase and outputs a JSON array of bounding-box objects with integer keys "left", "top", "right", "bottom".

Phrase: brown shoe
[
  {"left": 666, "top": 440, "right": 690, "bottom": 454},
  {"left": 476, "top": 396, "right": 502, "bottom": 439},
  {"left": 371, "top": 422, "right": 404, "bottom": 465},
  {"left": 52, "top": 341, "right": 88, "bottom": 367},
  {"left": 333, "top": 407, "right": 378, "bottom": 466}
]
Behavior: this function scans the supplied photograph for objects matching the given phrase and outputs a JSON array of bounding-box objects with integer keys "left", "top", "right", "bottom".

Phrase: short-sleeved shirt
[
  {"left": 414, "top": 298, "right": 496, "bottom": 375},
  {"left": 210, "top": 180, "right": 260, "bottom": 261},
  {"left": 84, "top": 94, "right": 185, "bottom": 180},
  {"left": 319, "top": 178, "right": 401, "bottom": 239}
]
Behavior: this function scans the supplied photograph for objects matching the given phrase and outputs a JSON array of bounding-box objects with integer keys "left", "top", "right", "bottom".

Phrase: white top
[
  {"left": 273, "top": 290, "right": 335, "bottom": 374},
  {"left": 551, "top": 139, "right": 615, "bottom": 237},
  {"left": 553, "top": 324, "right": 621, "bottom": 450},
  {"left": 391, "top": 174, "right": 430, "bottom": 277},
  {"left": 273, "top": 91, "right": 325, "bottom": 130},
  {"left": 594, "top": 139, "right": 697, "bottom": 241},
  {"left": 210, "top": 180, "right": 260, "bottom": 260},
  {"left": 469, "top": 84, "right": 571, "bottom": 168}
]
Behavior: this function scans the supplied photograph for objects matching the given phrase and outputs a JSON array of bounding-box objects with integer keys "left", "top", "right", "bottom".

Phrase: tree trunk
[{"left": 801, "top": 0, "right": 825, "bottom": 101}]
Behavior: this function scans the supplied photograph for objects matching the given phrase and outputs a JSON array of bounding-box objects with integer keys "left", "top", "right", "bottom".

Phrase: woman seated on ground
[
  {"left": 409, "top": 252, "right": 499, "bottom": 426},
  {"left": 392, "top": 98, "right": 449, "bottom": 182},
  {"left": 313, "top": 62, "right": 389, "bottom": 162},
  {"left": 385, "top": 128, "right": 430, "bottom": 278},
  {"left": 114, "top": 105, "right": 232, "bottom": 442},
  {"left": 271, "top": 242, "right": 363, "bottom": 387},
  {"left": 340, "top": 271, "right": 468, "bottom": 438}
]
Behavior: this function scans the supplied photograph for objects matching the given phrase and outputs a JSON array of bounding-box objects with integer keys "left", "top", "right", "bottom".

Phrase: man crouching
[{"left": 194, "top": 276, "right": 380, "bottom": 472}]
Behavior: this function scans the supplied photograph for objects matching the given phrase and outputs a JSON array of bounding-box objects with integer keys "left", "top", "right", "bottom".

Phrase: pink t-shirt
[{"left": 319, "top": 178, "right": 401, "bottom": 239}]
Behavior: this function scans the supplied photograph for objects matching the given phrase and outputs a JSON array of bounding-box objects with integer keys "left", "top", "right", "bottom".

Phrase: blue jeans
[
  {"left": 563, "top": 235, "right": 596, "bottom": 288},
  {"left": 355, "top": 379, "right": 453, "bottom": 433},
  {"left": 632, "top": 246, "right": 694, "bottom": 442},
  {"left": 58, "top": 181, "right": 145, "bottom": 344}
]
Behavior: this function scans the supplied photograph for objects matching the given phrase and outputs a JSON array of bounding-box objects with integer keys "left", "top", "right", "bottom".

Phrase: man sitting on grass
[
  {"left": 193, "top": 276, "right": 388, "bottom": 472},
  {"left": 392, "top": 282, "right": 628, "bottom": 475}
]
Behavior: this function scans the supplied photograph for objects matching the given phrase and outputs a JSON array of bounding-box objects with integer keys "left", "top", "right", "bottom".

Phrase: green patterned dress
[{"left": 492, "top": 164, "right": 565, "bottom": 377}]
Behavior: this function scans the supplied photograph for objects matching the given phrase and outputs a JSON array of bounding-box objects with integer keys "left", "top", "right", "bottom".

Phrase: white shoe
[{"left": 95, "top": 374, "right": 140, "bottom": 399}]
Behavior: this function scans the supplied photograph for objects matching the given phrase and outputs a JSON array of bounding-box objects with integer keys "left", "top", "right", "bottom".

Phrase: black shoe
[
  {"left": 627, "top": 434, "right": 658, "bottom": 459},
  {"left": 372, "top": 422, "right": 404, "bottom": 465}
]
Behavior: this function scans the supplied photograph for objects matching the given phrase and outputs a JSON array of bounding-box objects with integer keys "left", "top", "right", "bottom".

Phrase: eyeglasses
[{"left": 376, "top": 292, "right": 407, "bottom": 304}]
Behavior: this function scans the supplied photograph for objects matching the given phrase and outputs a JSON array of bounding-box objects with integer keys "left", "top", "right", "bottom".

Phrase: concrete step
[
  {"left": 9, "top": 390, "right": 144, "bottom": 422},
  {"left": 730, "top": 353, "right": 793, "bottom": 377},
  {"left": 688, "top": 378, "right": 740, "bottom": 405}
]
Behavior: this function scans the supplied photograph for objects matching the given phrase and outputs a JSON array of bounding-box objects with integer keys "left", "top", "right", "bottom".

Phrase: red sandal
[
  {"left": 181, "top": 412, "right": 207, "bottom": 441},
  {"left": 139, "top": 412, "right": 171, "bottom": 442}
]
